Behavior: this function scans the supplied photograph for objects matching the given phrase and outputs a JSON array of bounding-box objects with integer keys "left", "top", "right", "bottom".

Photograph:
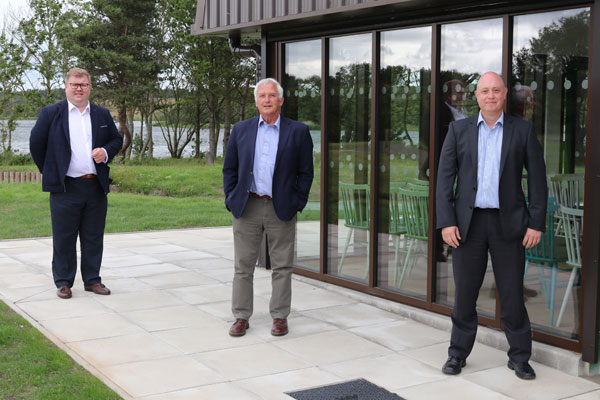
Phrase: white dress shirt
[
  {"left": 66, "top": 100, "right": 97, "bottom": 178},
  {"left": 250, "top": 115, "right": 280, "bottom": 197}
]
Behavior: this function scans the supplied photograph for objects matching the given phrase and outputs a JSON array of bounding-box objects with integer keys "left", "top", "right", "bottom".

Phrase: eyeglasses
[{"left": 69, "top": 83, "right": 90, "bottom": 90}]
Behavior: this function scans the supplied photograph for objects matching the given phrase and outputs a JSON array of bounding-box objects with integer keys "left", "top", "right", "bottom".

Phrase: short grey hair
[{"left": 254, "top": 78, "right": 284, "bottom": 101}]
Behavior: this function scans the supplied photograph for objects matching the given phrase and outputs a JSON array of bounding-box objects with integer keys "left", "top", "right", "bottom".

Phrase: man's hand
[
  {"left": 522, "top": 228, "right": 542, "bottom": 249},
  {"left": 91, "top": 148, "right": 106, "bottom": 163},
  {"left": 442, "top": 226, "right": 461, "bottom": 248}
]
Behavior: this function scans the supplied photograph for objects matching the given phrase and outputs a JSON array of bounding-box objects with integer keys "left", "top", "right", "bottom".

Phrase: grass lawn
[
  {"left": 0, "top": 183, "right": 232, "bottom": 240},
  {"left": 0, "top": 301, "right": 121, "bottom": 399},
  {"left": 0, "top": 158, "right": 321, "bottom": 240}
]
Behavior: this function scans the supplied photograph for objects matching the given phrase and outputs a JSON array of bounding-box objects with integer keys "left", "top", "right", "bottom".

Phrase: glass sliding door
[
  {"left": 327, "top": 34, "right": 372, "bottom": 283},
  {"left": 377, "top": 27, "right": 431, "bottom": 298},
  {"left": 284, "top": 39, "right": 322, "bottom": 272},
  {"left": 512, "top": 8, "right": 590, "bottom": 339},
  {"left": 435, "top": 18, "right": 503, "bottom": 315}
]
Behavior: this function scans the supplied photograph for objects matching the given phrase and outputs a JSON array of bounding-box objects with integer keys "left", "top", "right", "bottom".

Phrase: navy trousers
[
  {"left": 449, "top": 208, "right": 532, "bottom": 362},
  {"left": 50, "top": 177, "right": 107, "bottom": 288}
]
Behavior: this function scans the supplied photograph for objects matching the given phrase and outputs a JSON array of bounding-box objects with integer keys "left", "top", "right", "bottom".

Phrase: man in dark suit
[
  {"left": 436, "top": 72, "right": 547, "bottom": 380},
  {"left": 223, "top": 77, "right": 314, "bottom": 337},
  {"left": 30, "top": 67, "right": 123, "bottom": 299}
]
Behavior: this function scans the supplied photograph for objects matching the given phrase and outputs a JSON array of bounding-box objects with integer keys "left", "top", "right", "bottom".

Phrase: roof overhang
[{"left": 191, "top": 0, "right": 589, "bottom": 39}]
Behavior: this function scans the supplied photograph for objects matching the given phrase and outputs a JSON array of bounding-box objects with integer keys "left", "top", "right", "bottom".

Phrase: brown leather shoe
[
  {"left": 57, "top": 286, "right": 72, "bottom": 299},
  {"left": 271, "top": 318, "right": 288, "bottom": 336},
  {"left": 84, "top": 283, "right": 111, "bottom": 295},
  {"left": 229, "top": 319, "right": 249, "bottom": 337}
]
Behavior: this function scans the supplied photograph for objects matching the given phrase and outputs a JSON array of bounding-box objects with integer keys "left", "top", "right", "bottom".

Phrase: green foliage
[
  {"left": 0, "top": 30, "right": 30, "bottom": 153},
  {"left": 0, "top": 301, "right": 121, "bottom": 399},
  {"left": 110, "top": 158, "right": 224, "bottom": 197},
  {"left": 0, "top": 152, "right": 34, "bottom": 166},
  {"left": 17, "top": 0, "right": 70, "bottom": 105}
]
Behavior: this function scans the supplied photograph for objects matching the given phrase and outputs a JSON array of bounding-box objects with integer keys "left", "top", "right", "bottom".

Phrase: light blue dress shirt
[
  {"left": 250, "top": 115, "right": 280, "bottom": 197},
  {"left": 474, "top": 112, "right": 503, "bottom": 209}
]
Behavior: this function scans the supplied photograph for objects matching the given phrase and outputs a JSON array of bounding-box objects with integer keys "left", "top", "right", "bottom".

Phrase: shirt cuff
[{"left": 102, "top": 148, "right": 108, "bottom": 163}]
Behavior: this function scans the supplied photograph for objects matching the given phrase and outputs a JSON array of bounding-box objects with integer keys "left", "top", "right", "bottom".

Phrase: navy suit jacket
[
  {"left": 29, "top": 99, "right": 123, "bottom": 194},
  {"left": 223, "top": 115, "right": 314, "bottom": 221},
  {"left": 436, "top": 114, "right": 547, "bottom": 242}
]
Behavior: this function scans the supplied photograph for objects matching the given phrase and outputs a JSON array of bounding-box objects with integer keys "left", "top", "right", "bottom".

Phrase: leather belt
[
  {"left": 249, "top": 192, "right": 271, "bottom": 200},
  {"left": 78, "top": 174, "right": 97, "bottom": 179}
]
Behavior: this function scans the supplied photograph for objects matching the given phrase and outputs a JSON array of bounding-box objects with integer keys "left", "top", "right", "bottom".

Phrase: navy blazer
[
  {"left": 223, "top": 115, "right": 314, "bottom": 221},
  {"left": 29, "top": 99, "right": 123, "bottom": 194},
  {"left": 436, "top": 114, "right": 547, "bottom": 242}
]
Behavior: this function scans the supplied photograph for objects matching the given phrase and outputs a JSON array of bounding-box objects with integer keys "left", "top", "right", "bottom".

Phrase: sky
[{"left": 0, "top": 0, "right": 30, "bottom": 30}]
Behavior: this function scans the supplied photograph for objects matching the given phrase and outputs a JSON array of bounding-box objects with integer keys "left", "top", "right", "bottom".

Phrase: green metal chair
[
  {"left": 395, "top": 187, "right": 429, "bottom": 287},
  {"left": 555, "top": 205, "right": 583, "bottom": 327},
  {"left": 525, "top": 201, "right": 567, "bottom": 326},
  {"left": 338, "top": 182, "right": 370, "bottom": 278},
  {"left": 549, "top": 173, "right": 584, "bottom": 237},
  {"left": 389, "top": 185, "right": 408, "bottom": 285}
]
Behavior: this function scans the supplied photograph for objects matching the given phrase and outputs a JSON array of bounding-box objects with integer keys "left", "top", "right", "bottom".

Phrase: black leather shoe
[
  {"left": 507, "top": 360, "right": 536, "bottom": 380},
  {"left": 442, "top": 356, "right": 466, "bottom": 375}
]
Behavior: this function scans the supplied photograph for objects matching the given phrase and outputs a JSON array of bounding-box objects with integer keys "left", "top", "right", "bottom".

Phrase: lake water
[
  {"left": 8, "top": 120, "right": 323, "bottom": 158},
  {"left": 8, "top": 120, "right": 220, "bottom": 158}
]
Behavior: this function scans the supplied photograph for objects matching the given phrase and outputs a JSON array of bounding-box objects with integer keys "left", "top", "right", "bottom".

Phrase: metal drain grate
[{"left": 286, "top": 378, "right": 405, "bottom": 400}]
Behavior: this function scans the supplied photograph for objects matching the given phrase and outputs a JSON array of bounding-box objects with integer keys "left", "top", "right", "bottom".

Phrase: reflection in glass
[
  {"left": 436, "top": 18, "right": 502, "bottom": 316},
  {"left": 327, "top": 34, "right": 371, "bottom": 283},
  {"left": 512, "top": 8, "right": 589, "bottom": 339},
  {"left": 377, "top": 27, "right": 431, "bottom": 299},
  {"left": 284, "top": 40, "right": 322, "bottom": 272}
]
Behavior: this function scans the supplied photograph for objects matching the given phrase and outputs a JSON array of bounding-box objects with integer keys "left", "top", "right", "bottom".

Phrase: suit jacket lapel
[
  {"left": 90, "top": 104, "right": 98, "bottom": 148},
  {"left": 274, "top": 116, "right": 291, "bottom": 170},
  {"left": 248, "top": 117, "right": 259, "bottom": 167},
  {"left": 61, "top": 100, "right": 70, "bottom": 146},
  {"left": 469, "top": 117, "right": 478, "bottom": 181},
  {"left": 499, "top": 115, "right": 513, "bottom": 178}
]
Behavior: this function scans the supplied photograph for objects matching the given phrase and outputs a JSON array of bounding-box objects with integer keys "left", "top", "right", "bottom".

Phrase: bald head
[{"left": 475, "top": 71, "right": 507, "bottom": 122}]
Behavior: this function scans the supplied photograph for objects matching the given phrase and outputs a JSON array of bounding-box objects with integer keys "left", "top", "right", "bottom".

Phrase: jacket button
[
  {"left": 473, "top": 186, "right": 477, "bottom": 190},
  {"left": 469, "top": 206, "right": 473, "bottom": 209}
]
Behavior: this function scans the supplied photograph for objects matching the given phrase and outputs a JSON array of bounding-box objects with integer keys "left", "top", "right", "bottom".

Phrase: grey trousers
[{"left": 231, "top": 197, "right": 296, "bottom": 320}]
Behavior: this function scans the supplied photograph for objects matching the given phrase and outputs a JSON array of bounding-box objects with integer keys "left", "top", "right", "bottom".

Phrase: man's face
[
  {"left": 475, "top": 73, "right": 507, "bottom": 115},
  {"left": 65, "top": 75, "right": 91, "bottom": 108},
  {"left": 447, "top": 83, "right": 466, "bottom": 108},
  {"left": 255, "top": 82, "right": 283, "bottom": 121}
]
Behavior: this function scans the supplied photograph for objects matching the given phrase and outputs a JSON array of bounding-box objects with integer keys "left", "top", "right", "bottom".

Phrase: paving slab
[{"left": 0, "top": 228, "right": 599, "bottom": 400}]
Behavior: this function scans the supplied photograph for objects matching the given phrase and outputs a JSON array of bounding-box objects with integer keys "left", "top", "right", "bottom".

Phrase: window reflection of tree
[
  {"left": 284, "top": 74, "right": 321, "bottom": 130},
  {"left": 511, "top": 10, "right": 589, "bottom": 174}
]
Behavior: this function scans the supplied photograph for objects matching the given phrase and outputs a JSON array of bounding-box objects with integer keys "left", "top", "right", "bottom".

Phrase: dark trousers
[
  {"left": 50, "top": 177, "right": 107, "bottom": 288},
  {"left": 449, "top": 208, "right": 532, "bottom": 362}
]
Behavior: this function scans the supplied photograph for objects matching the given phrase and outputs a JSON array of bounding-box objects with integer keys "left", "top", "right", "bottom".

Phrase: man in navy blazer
[
  {"left": 436, "top": 72, "right": 547, "bottom": 380},
  {"left": 30, "top": 68, "right": 123, "bottom": 299},
  {"left": 223, "top": 78, "right": 314, "bottom": 337}
]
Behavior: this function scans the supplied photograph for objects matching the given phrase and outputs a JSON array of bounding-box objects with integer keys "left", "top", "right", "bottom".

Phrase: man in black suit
[
  {"left": 436, "top": 72, "right": 547, "bottom": 380},
  {"left": 30, "top": 67, "right": 123, "bottom": 299},
  {"left": 223, "top": 78, "right": 314, "bottom": 337}
]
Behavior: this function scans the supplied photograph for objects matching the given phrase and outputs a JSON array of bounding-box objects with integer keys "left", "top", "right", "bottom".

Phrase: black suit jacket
[
  {"left": 436, "top": 114, "right": 547, "bottom": 242},
  {"left": 29, "top": 99, "right": 123, "bottom": 194},
  {"left": 223, "top": 115, "right": 314, "bottom": 221}
]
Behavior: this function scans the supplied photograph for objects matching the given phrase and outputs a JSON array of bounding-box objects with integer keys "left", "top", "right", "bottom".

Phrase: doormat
[{"left": 286, "top": 378, "right": 405, "bottom": 400}]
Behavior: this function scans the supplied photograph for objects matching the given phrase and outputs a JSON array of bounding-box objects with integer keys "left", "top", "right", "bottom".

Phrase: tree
[
  {"left": 17, "top": 0, "right": 70, "bottom": 107},
  {"left": 60, "top": 0, "right": 163, "bottom": 157},
  {"left": 0, "top": 31, "right": 29, "bottom": 153}
]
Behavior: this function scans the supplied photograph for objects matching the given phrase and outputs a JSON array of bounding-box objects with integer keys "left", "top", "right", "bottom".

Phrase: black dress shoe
[
  {"left": 507, "top": 360, "right": 536, "bottom": 380},
  {"left": 442, "top": 356, "right": 466, "bottom": 375}
]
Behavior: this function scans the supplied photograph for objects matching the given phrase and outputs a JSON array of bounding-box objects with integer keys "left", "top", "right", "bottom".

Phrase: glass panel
[
  {"left": 377, "top": 27, "right": 431, "bottom": 299},
  {"left": 285, "top": 40, "right": 322, "bottom": 272},
  {"left": 327, "top": 33, "right": 372, "bottom": 283},
  {"left": 436, "top": 18, "right": 503, "bottom": 316},
  {"left": 512, "top": 8, "right": 589, "bottom": 340}
]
